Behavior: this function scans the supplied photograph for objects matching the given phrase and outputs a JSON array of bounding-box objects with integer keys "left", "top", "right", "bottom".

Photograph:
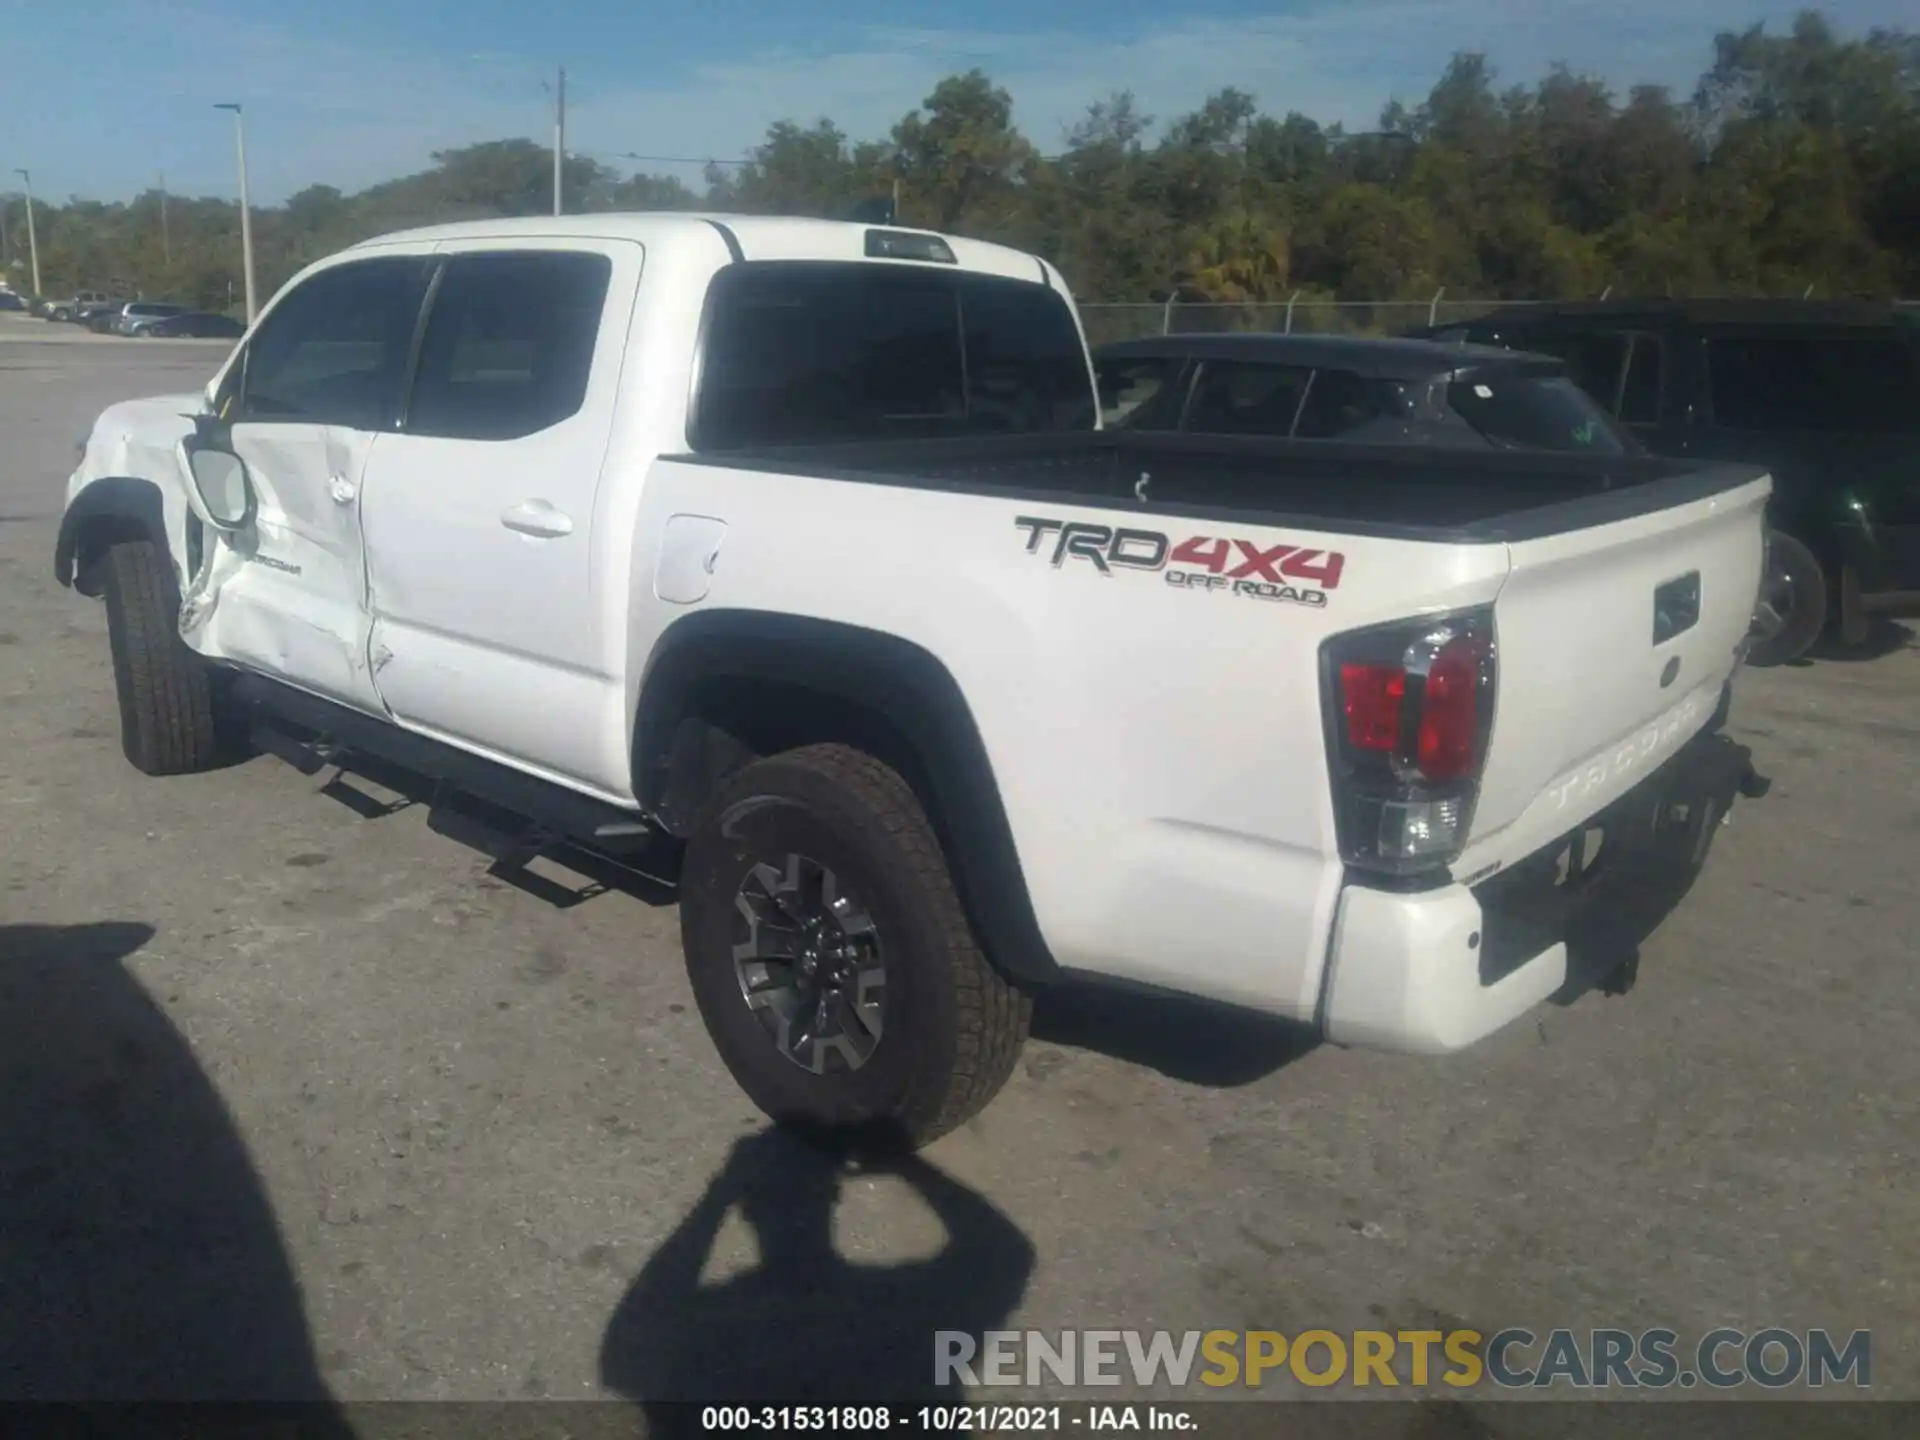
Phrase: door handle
[
  {"left": 500, "top": 500, "right": 574, "bottom": 538},
  {"left": 328, "top": 475, "right": 357, "bottom": 504}
]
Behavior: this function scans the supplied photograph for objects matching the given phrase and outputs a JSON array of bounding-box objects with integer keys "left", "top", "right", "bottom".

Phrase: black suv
[{"left": 1414, "top": 300, "right": 1920, "bottom": 665}]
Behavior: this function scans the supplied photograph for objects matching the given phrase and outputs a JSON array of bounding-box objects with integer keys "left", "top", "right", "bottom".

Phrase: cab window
[{"left": 227, "top": 258, "right": 433, "bottom": 431}]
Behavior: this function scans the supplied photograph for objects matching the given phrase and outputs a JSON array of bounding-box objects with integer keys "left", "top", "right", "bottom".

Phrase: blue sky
[{"left": 2, "top": 0, "right": 1911, "bottom": 205}]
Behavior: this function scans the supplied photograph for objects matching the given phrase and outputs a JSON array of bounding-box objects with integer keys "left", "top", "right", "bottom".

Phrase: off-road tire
[
  {"left": 101, "top": 538, "right": 221, "bottom": 775},
  {"left": 1746, "top": 529, "right": 1827, "bottom": 668},
  {"left": 679, "top": 743, "right": 1032, "bottom": 1149}
]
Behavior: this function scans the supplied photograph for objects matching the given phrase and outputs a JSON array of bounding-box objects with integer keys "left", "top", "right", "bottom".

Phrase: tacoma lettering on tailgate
[{"left": 1014, "top": 516, "right": 1346, "bottom": 610}]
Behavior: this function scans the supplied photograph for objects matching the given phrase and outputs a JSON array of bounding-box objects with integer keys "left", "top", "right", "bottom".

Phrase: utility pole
[
  {"left": 12, "top": 169, "right": 39, "bottom": 298},
  {"left": 552, "top": 65, "right": 566, "bottom": 216},
  {"left": 214, "top": 103, "right": 257, "bottom": 322},
  {"left": 159, "top": 172, "right": 171, "bottom": 264}
]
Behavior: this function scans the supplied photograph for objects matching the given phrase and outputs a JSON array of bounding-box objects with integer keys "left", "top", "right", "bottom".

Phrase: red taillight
[
  {"left": 1415, "top": 634, "right": 1488, "bottom": 781},
  {"left": 1340, "top": 664, "right": 1406, "bottom": 752},
  {"left": 1323, "top": 611, "right": 1496, "bottom": 877}
]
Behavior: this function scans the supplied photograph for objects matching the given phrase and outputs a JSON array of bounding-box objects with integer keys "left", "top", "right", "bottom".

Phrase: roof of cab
[
  {"left": 347, "top": 211, "right": 1058, "bottom": 286},
  {"left": 1095, "top": 330, "right": 1561, "bottom": 379}
]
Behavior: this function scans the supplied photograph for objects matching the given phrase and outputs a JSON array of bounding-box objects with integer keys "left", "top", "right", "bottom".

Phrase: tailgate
[{"left": 1456, "top": 473, "right": 1769, "bottom": 872}]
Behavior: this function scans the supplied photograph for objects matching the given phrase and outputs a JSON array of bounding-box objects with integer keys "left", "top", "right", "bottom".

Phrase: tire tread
[
  {"left": 780, "top": 743, "right": 1032, "bottom": 1144},
  {"left": 695, "top": 742, "right": 1033, "bottom": 1147},
  {"left": 102, "top": 539, "right": 219, "bottom": 775}
]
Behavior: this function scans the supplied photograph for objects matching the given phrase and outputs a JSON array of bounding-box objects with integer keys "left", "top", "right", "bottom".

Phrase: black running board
[{"left": 228, "top": 674, "right": 659, "bottom": 855}]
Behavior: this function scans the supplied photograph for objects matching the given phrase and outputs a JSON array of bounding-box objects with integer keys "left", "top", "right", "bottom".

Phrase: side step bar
[{"left": 228, "top": 674, "right": 659, "bottom": 855}]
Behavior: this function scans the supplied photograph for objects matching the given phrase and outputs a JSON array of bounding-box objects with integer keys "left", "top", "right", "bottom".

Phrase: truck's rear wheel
[
  {"left": 1746, "top": 530, "right": 1827, "bottom": 667},
  {"left": 678, "top": 743, "right": 1031, "bottom": 1149},
  {"left": 101, "top": 538, "right": 221, "bottom": 775}
]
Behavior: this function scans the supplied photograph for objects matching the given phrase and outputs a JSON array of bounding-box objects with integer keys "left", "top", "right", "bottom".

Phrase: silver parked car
[{"left": 112, "top": 301, "right": 191, "bottom": 336}]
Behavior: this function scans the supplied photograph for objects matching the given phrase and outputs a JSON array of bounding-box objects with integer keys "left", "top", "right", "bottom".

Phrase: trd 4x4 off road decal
[{"left": 1013, "top": 516, "right": 1345, "bottom": 609}]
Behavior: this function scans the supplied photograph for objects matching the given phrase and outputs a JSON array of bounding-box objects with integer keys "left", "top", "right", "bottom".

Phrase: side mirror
[{"left": 176, "top": 419, "right": 255, "bottom": 533}]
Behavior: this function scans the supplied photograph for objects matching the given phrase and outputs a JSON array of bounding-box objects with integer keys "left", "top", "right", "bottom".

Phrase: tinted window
[
  {"left": 1294, "top": 368, "right": 1390, "bottom": 439},
  {"left": 238, "top": 258, "right": 429, "bottom": 429},
  {"left": 694, "top": 263, "right": 1094, "bottom": 449},
  {"left": 405, "top": 252, "right": 612, "bottom": 442},
  {"left": 1619, "top": 335, "right": 1663, "bottom": 424},
  {"left": 1096, "top": 356, "right": 1182, "bottom": 429},
  {"left": 1183, "top": 361, "right": 1311, "bottom": 435},
  {"left": 1446, "top": 373, "right": 1630, "bottom": 454},
  {"left": 1708, "top": 330, "right": 1919, "bottom": 434},
  {"left": 1512, "top": 331, "right": 1629, "bottom": 411}
]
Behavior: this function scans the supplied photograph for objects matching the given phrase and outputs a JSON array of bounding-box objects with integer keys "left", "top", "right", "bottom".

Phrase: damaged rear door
[{"left": 187, "top": 254, "right": 434, "bottom": 715}]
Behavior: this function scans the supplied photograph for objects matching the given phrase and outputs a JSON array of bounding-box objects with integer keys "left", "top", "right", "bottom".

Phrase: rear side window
[
  {"left": 1294, "top": 368, "right": 1391, "bottom": 439},
  {"left": 1618, "top": 335, "right": 1663, "bottom": 424},
  {"left": 1183, "top": 361, "right": 1311, "bottom": 435},
  {"left": 1708, "top": 330, "right": 1919, "bottom": 434},
  {"left": 1096, "top": 356, "right": 1182, "bottom": 429},
  {"left": 1508, "top": 331, "right": 1630, "bottom": 412},
  {"left": 692, "top": 263, "right": 1094, "bottom": 449},
  {"left": 405, "top": 252, "right": 612, "bottom": 441},
  {"left": 1446, "top": 373, "right": 1630, "bottom": 454}
]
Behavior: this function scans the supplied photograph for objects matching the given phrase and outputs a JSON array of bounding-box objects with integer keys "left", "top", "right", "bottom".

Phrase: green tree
[{"left": 13, "top": 9, "right": 1918, "bottom": 311}]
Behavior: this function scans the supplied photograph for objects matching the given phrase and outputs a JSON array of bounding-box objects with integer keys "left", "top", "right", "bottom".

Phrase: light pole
[
  {"left": 12, "top": 169, "right": 40, "bottom": 299},
  {"left": 552, "top": 65, "right": 566, "bottom": 216},
  {"left": 214, "top": 103, "right": 257, "bottom": 322}
]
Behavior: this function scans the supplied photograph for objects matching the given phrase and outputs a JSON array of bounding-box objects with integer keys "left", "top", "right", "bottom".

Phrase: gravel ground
[{"left": 2, "top": 327, "right": 1916, "bottom": 1429}]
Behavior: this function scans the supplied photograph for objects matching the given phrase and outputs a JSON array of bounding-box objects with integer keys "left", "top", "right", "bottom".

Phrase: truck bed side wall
[{"left": 623, "top": 458, "right": 1513, "bottom": 1020}]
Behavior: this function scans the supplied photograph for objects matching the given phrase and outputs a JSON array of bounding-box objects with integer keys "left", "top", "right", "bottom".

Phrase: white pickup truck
[{"left": 57, "top": 214, "right": 1771, "bottom": 1145}]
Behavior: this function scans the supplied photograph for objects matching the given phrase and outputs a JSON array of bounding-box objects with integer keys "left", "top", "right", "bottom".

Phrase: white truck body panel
[{"left": 63, "top": 211, "right": 1769, "bottom": 1056}]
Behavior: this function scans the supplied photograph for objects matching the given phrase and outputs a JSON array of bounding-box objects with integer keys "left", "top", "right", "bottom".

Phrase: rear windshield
[
  {"left": 692, "top": 261, "right": 1096, "bottom": 450},
  {"left": 1445, "top": 372, "right": 1630, "bottom": 455}
]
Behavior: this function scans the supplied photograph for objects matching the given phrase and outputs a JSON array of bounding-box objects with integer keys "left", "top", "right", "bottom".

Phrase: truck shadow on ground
[
  {"left": 1797, "top": 617, "right": 1913, "bottom": 664},
  {"left": 599, "top": 1123, "right": 1034, "bottom": 1437},
  {"left": 1032, "top": 983, "right": 1320, "bottom": 1087},
  {"left": 0, "top": 922, "right": 350, "bottom": 1423}
]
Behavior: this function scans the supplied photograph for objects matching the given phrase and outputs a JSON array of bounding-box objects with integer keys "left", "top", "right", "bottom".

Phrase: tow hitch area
[{"left": 1474, "top": 732, "right": 1770, "bottom": 994}]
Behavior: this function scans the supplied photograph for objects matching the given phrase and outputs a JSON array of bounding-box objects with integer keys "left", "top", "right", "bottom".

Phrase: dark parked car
[
  {"left": 77, "top": 299, "right": 133, "bottom": 330},
  {"left": 1410, "top": 300, "right": 1920, "bottom": 665},
  {"left": 0, "top": 291, "right": 26, "bottom": 312},
  {"left": 1094, "top": 332, "right": 1636, "bottom": 455},
  {"left": 140, "top": 310, "right": 246, "bottom": 339}
]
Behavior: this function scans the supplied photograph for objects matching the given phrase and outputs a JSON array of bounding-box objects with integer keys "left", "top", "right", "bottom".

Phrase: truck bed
[{"left": 674, "top": 430, "right": 1768, "bottom": 543}]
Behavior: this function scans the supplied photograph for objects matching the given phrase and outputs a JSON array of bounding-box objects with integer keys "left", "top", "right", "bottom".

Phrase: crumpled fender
[{"left": 57, "top": 391, "right": 205, "bottom": 594}]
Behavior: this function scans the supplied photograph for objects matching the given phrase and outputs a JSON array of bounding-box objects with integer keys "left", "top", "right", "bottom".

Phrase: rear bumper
[{"left": 1321, "top": 713, "right": 1760, "bottom": 1055}]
